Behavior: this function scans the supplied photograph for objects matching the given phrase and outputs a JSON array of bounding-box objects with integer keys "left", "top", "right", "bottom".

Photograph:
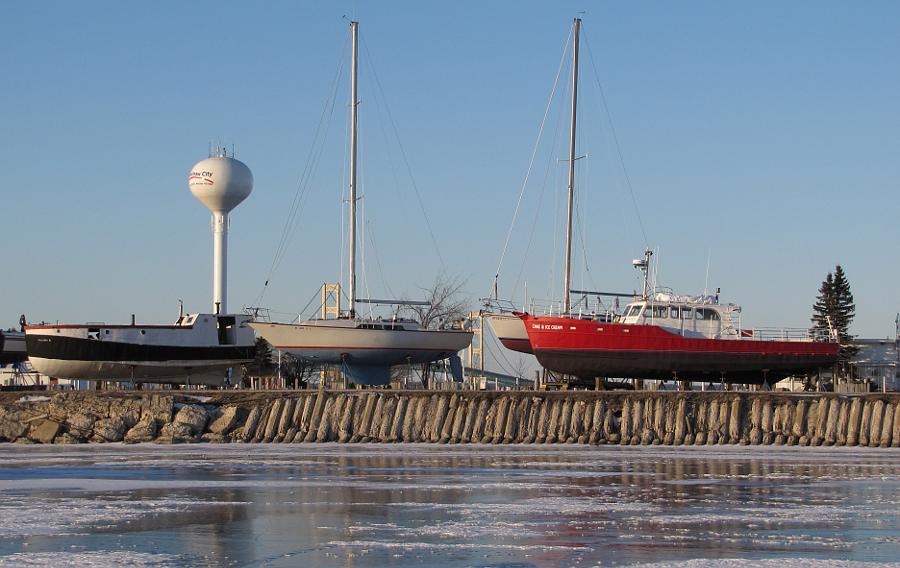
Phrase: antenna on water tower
[{"left": 188, "top": 149, "right": 253, "bottom": 314}]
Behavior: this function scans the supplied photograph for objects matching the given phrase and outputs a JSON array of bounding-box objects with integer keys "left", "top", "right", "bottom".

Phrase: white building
[{"left": 851, "top": 337, "right": 899, "bottom": 392}]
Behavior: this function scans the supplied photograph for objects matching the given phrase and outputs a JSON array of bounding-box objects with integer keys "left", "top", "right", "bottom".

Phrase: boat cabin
[{"left": 619, "top": 294, "right": 741, "bottom": 340}]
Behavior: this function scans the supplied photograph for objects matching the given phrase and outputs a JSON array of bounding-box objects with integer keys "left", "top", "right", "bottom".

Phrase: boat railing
[{"left": 739, "top": 327, "right": 834, "bottom": 342}]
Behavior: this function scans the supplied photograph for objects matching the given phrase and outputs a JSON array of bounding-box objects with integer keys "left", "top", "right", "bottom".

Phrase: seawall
[{"left": 2, "top": 390, "right": 899, "bottom": 447}]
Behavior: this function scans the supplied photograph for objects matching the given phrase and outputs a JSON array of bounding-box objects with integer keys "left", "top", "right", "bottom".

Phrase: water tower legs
[{"left": 212, "top": 211, "right": 228, "bottom": 314}]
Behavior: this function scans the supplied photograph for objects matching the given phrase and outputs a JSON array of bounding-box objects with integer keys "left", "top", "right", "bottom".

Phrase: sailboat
[
  {"left": 503, "top": 18, "right": 839, "bottom": 384},
  {"left": 24, "top": 151, "right": 257, "bottom": 385},
  {"left": 250, "top": 21, "right": 472, "bottom": 386},
  {"left": 484, "top": 17, "right": 590, "bottom": 357}
]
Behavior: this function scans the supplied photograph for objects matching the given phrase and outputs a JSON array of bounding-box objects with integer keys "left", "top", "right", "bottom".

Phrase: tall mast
[
  {"left": 563, "top": 17, "right": 580, "bottom": 314},
  {"left": 349, "top": 20, "right": 359, "bottom": 317}
]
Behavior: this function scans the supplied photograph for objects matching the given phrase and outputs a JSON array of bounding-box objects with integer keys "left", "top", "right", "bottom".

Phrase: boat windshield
[{"left": 623, "top": 304, "right": 644, "bottom": 318}]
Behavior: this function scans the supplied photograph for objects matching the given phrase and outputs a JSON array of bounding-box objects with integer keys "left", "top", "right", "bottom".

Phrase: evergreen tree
[
  {"left": 811, "top": 265, "right": 858, "bottom": 375},
  {"left": 811, "top": 271, "right": 835, "bottom": 335},
  {"left": 252, "top": 337, "right": 274, "bottom": 375},
  {"left": 831, "top": 265, "right": 858, "bottom": 367}
]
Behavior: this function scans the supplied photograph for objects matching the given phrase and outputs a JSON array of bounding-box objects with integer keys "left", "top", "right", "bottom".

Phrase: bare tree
[
  {"left": 400, "top": 274, "right": 471, "bottom": 387},
  {"left": 401, "top": 273, "right": 470, "bottom": 330}
]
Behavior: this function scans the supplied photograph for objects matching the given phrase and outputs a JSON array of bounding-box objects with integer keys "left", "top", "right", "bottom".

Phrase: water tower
[{"left": 189, "top": 149, "right": 253, "bottom": 314}]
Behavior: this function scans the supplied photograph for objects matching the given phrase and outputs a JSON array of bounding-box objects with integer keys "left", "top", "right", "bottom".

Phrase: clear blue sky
[{"left": 3, "top": 1, "right": 898, "bottom": 342}]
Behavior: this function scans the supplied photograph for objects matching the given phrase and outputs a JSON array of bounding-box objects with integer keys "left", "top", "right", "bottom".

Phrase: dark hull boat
[
  {"left": 0, "top": 331, "right": 27, "bottom": 365},
  {"left": 25, "top": 314, "right": 255, "bottom": 385}
]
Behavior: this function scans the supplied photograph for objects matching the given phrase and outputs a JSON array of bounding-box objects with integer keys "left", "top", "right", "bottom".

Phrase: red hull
[
  {"left": 519, "top": 314, "right": 839, "bottom": 383},
  {"left": 497, "top": 337, "right": 533, "bottom": 354}
]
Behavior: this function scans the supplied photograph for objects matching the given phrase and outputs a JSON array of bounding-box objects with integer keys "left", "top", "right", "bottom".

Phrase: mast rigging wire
[
  {"left": 252, "top": 38, "right": 349, "bottom": 309},
  {"left": 582, "top": 29, "right": 650, "bottom": 249},
  {"left": 361, "top": 38, "right": 447, "bottom": 270},
  {"left": 492, "top": 24, "right": 574, "bottom": 298}
]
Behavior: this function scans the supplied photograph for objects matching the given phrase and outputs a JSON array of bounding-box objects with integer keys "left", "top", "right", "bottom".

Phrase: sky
[{"left": 3, "top": 1, "right": 899, "bottom": 360}]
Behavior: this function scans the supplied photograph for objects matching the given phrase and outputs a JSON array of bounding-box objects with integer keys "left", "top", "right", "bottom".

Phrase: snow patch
[{"left": 15, "top": 396, "right": 50, "bottom": 403}]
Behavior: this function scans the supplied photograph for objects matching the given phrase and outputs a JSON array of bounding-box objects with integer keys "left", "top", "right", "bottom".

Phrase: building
[{"left": 850, "top": 337, "right": 899, "bottom": 392}]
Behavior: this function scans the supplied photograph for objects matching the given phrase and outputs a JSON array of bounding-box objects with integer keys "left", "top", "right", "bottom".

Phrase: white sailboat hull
[
  {"left": 250, "top": 321, "right": 472, "bottom": 385},
  {"left": 486, "top": 313, "right": 532, "bottom": 354}
]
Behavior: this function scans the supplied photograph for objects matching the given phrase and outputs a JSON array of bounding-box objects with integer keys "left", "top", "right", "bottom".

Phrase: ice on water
[{"left": 0, "top": 444, "right": 898, "bottom": 567}]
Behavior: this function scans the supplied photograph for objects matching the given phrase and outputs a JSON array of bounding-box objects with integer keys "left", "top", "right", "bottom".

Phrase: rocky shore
[{"left": 2, "top": 390, "right": 899, "bottom": 447}]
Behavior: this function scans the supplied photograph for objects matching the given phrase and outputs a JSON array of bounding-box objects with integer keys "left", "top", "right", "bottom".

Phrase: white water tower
[{"left": 189, "top": 149, "right": 253, "bottom": 314}]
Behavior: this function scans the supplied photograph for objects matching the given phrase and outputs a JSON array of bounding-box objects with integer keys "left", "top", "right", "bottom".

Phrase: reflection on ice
[{"left": 0, "top": 444, "right": 898, "bottom": 567}]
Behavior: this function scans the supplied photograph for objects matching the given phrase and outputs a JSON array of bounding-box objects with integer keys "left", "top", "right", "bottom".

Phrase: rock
[
  {"left": 142, "top": 395, "right": 174, "bottom": 423},
  {"left": 53, "top": 432, "right": 83, "bottom": 444},
  {"left": 109, "top": 399, "right": 142, "bottom": 429},
  {"left": 124, "top": 419, "right": 158, "bottom": 444},
  {"left": 201, "top": 433, "right": 227, "bottom": 443},
  {"left": 156, "top": 421, "right": 196, "bottom": 444},
  {"left": 64, "top": 412, "right": 97, "bottom": 440},
  {"left": 174, "top": 405, "right": 209, "bottom": 435},
  {"left": 208, "top": 405, "right": 241, "bottom": 435},
  {"left": 92, "top": 417, "right": 127, "bottom": 442},
  {"left": 241, "top": 406, "right": 263, "bottom": 442},
  {"left": 29, "top": 419, "right": 61, "bottom": 444},
  {"left": 0, "top": 417, "right": 29, "bottom": 442}
]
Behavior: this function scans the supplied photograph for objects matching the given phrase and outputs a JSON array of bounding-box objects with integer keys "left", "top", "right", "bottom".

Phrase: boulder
[
  {"left": 0, "top": 417, "right": 28, "bottom": 442},
  {"left": 109, "top": 400, "right": 142, "bottom": 429},
  {"left": 53, "top": 432, "right": 83, "bottom": 444},
  {"left": 65, "top": 412, "right": 98, "bottom": 440},
  {"left": 124, "top": 419, "right": 158, "bottom": 444},
  {"left": 174, "top": 405, "right": 209, "bottom": 435},
  {"left": 156, "top": 421, "right": 197, "bottom": 444},
  {"left": 28, "top": 419, "right": 61, "bottom": 444},
  {"left": 92, "top": 417, "right": 127, "bottom": 442},
  {"left": 141, "top": 395, "right": 174, "bottom": 423},
  {"left": 207, "top": 406, "right": 241, "bottom": 435},
  {"left": 200, "top": 432, "right": 227, "bottom": 443}
]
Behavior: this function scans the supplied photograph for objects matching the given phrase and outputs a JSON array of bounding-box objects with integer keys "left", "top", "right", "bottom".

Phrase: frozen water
[{"left": 0, "top": 443, "right": 898, "bottom": 567}]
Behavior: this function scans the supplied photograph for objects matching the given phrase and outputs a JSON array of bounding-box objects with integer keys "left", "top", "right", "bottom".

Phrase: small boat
[
  {"left": 250, "top": 21, "right": 472, "bottom": 386},
  {"left": 0, "top": 329, "right": 27, "bottom": 365},
  {"left": 25, "top": 151, "right": 257, "bottom": 385}
]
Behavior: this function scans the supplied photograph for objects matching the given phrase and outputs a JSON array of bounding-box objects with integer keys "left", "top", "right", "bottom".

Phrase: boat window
[
  {"left": 670, "top": 306, "right": 680, "bottom": 319},
  {"left": 651, "top": 305, "right": 667, "bottom": 318},
  {"left": 695, "top": 308, "right": 720, "bottom": 321},
  {"left": 682, "top": 307, "right": 693, "bottom": 319}
]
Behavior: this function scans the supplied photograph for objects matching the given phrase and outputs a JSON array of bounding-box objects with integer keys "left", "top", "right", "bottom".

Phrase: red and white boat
[{"left": 519, "top": 291, "right": 839, "bottom": 384}]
